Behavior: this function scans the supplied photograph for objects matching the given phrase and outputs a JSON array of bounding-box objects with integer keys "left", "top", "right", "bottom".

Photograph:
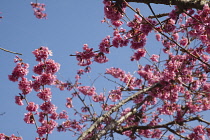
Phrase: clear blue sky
[{"left": 0, "top": 1, "right": 179, "bottom": 140}]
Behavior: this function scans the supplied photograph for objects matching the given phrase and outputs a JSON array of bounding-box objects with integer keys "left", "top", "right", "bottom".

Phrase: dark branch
[{"left": 113, "top": 0, "right": 209, "bottom": 10}]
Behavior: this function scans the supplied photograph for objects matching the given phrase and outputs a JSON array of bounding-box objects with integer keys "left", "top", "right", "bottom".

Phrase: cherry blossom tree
[{"left": 1, "top": 0, "right": 210, "bottom": 139}]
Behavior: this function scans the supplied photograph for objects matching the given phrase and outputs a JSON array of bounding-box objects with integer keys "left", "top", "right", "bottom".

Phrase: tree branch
[
  {"left": 113, "top": 0, "right": 209, "bottom": 10},
  {"left": 77, "top": 83, "right": 160, "bottom": 140},
  {"left": 93, "top": 96, "right": 151, "bottom": 139}
]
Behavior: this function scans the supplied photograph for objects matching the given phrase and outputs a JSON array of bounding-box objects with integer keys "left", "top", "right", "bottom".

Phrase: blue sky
[{"left": 0, "top": 1, "right": 178, "bottom": 140}]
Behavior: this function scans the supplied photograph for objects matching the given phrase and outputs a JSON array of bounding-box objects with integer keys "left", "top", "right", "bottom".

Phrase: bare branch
[{"left": 0, "top": 47, "right": 22, "bottom": 55}]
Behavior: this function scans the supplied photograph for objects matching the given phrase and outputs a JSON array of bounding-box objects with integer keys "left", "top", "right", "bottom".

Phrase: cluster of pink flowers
[
  {"left": 109, "top": 88, "right": 122, "bottom": 102},
  {"left": 112, "top": 30, "right": 129, "bottom": 48},
  {"left": 92, "top": 93, "right": 106, "bottom": 102},
  {"left": 31, "top": 2, "right": 47, "bottom": 19},
  {"left": 78, "top": 86, "right": 97, "bottom": 96},
  {"left": 6, "top": 1, "right": 210, "bottom": 140},
  {"left": 131, "top": 48, "right": 146, "bottom": 61},
  {"left": 0, "top": 133, "right": 22, "bottom": 140},
  {"left": 103, "top": 0, "right": 126, "bottom": 21},
  {"left": 8, "top": 56, "right": 29, "bottom": 82},
  {"left": 76, "top": 44, "right": 95, "bottom": 66},
  {"left": 8, "top": 47, "right": 64, "bottom": 139}
]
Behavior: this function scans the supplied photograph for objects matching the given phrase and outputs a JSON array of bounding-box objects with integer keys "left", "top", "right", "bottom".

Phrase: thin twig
[{"left": 0, "top": 47, "right": 22, "bottom": 55}]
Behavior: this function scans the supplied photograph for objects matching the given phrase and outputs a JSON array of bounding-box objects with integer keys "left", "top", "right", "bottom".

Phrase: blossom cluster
[{"left": 31, "top": 2, "right": 47, "bottom": 19}]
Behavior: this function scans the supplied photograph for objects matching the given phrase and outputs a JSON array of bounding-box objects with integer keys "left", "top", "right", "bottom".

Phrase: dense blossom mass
[{"left": 5, "top": 0, "right": 210, "bottom": 140}]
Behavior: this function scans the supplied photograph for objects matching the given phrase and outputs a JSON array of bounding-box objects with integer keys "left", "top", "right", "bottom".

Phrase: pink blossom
[
  {"left": 40, "top": 101, "right": 57, "bottom": 114},
  {"left": 130, "top": 34, "right": 147, "bottom": 49},
  {"left": 168, "top": 134, "right": 175, "bottom": 140},
  {"left": 150, "top": 54, "right": 159, "bottom": 62},
  {"left": 40, "top": 73, "right": 56, "bottom": 85},
  {"left": 76, "top": 44, "right": 95, "bottom": 66},
  {"left": 163, "top": 19, "right": 176, "bottom": 33},
  {"left": 206, "top": 45, "right": 210, "bottom": 54},
  {"left": 172, "top": 33, "right": 179, "bottom": 41},
  {"left": 24, "top": 112, "right": 35, "bottom": 124},
  {"left": 92, "top": 93, "right": 106, "bottom": 102},
  {"left": 101, "top": 104, "right": 115, "bottom": 111},
  {"left": 37, "top": 88, "right": 52, "bottom": 101},
  {"left": 112, "top": 30, "right": 129, "bottom": 48},
  {"left": 155, "top": 34, "right": 161, "bottom": 41},
  {"left": 99, "top": 36, "right": 111, "bottom": 54},
  {"left": 131, "top": 48, "right": 146, "bottom": 61},
  {"left": 31, "top": 2, "right": 47, "bottom": 19},
  {"left": 33, "top": 59, "right": 60, "bottom": 75},
  {"left": 50, "top": 112, "right": 58, "bottom": 120},
  {"left": 58, "top": 111, "right": 68, "bottom": 120},
  {"left": 111, "top": 20, "right": 124, "bottom": 27},
  {"left": 18, "top": 77, "right": 32, "bottom": 95},
  {"left": 94, "top": 52, "right": 109, "bottom": 63},
  {"left": 38, "top": 112, "right": 45, "bottom": 123},
  {"left": 78, "top": 86, "right": 97, "bottom": 96},
  {"left": 0, "top": 133, "right": 5, "bottom": 139},
  {"left": 32, "top": 46, "right": 52, "bottom": 62},
  {"left": 179, "top": 37, "right": 188, "bottom": 46},
  {"left": 26, "top": 102, "right": 38, "bottom": 112},
  {"left": 8, "top": 62, "right": 29, "bottom": 82},
  {"left": 66, "top": 97, "right": 73, "bottom": 108},
  {"left": 140, "top": 18, "right": 156, "bottom": 35},
  {"left": 194, "top": 125, "right": 205, "bottom": 135},
  {"left": 37, "top": 120, "right": 57, "bottom": 137},
  {"left": 109, "top": 88, "right": 122, "bottom": 102},
  {"left": 103, "top": 0, "right": 126, "bottom": 21},
  {"left": 15, "top": 95, "right": 24, "bottom": 106}
]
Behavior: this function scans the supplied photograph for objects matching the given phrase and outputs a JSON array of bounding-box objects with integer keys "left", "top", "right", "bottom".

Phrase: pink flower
[
  {"left": 24, "top": 112, "right": 35, "bottom": 124},
  {"left": 163, "top": 19, "right": 176, "bottom": 33},
  {"left": 130, "top": 34, "right": 146, "bottom": 49},
  {"left": 50, "top": 112, "right": 58, "bottom": 120},
  {"left": 168, "top": 134, "right": 175, "bottom": 140},
  {"left": 15, "top": 95, "right": 24, "bottom": 106},
  {"left": 94, "top": 52, "right": 109, "bottom": 63},
  {"left": 172, "top": 33, "right": 179, "bottom": 41},
  {"left": 78, "top": 86, "right": 97, "bottom": 96},
  {"left": 194, "top": 125, "right": 205, "bottom": 135},
  {"left": 40, "top": 73, "right": 56, "bottom": 85},
  {"left": 18, "top": 77, "right": 32, "bottom": 95},
  {"left": 155, "top": 34, "right": 161, "bottom": 41},
  {"left": 150, "top": 54, "right": 159, "bottom": 62},
  {"left": 179, "top": 37, "right": 188, "bottom": 46},
  {"left": 33, "top": 59, "right": 60, "bottom": 75},
  {"left": 92, "top": 93, "right": 106, "bottom": 102},
  {"left": 101, "top": 104, "right": 115, "bottom": 111},
  {"left": 206, "top": 45, "right": 210, "bottom": 54},
  {"left": 26, "top": 102, "right": 38, "bottom": 112},
  {"left": 76, "top": 44, "right": 95, "bottom": 66},
  {"left": 37, "top": 88, "right": 52, "bottom": 101},
  {"left": 103, "top": 0, "right": 126, "bottom": 21},
  {"left": 38, "top": 112, "right": 45, "bottom": 123},
  {"left": 0, "top": 133, "right": 5, "bottom": 139},
  {"left": 32, "top": 46, "right": 52, "bottom": 62},
  {"left": 99, "top": 36, "right": 111, "bottom": 54},
  {"left": 31, "top": 3, "right": 47, "bottom": 19},
  {"left": 40, "top": 101, "right": 57, "bottom": 114},
  {"left": 58, "top": 111, "right": 68, "bottom": 120},
  {"left": 8, "top": 62, "right": 29, "bottom": 82},
  {"left": 66, "top": 97, "right": 73, "bottom": 108},
  {"left": 131, "top": 48, "right": 146, "bottom": 61},
  {"left": 109, "top": 88, "right": 122, "bottom": 102},
  {"left": 111, "top": 20, "right": 124, "bottom": 27}
]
